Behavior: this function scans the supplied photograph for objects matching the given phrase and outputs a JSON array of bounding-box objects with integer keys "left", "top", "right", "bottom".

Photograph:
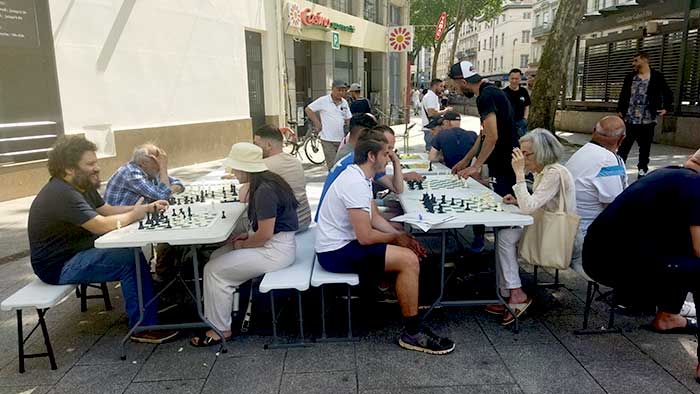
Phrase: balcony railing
[{"left": 532, "top": 24, "right": 552, "bottom": 39}]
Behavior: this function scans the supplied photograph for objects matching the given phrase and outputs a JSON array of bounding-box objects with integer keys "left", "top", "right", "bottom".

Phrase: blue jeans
[
  {"left": 58, "top": 248, "right": 157, "bottom": 327},
  {"left": 423, "top": 129, "right": 433, "bottom": 151}
]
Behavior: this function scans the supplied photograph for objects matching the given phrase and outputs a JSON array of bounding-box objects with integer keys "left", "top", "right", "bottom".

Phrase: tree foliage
[
  {"left": 411, "top": 0, "right": 502, "bottom": 78},
  {"left": 528, "top": 0, "right": 587, "bottom": 131}
]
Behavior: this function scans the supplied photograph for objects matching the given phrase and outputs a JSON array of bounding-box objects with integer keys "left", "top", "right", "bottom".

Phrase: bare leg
[
  {"left": 384, "top": 245, "right": 420, "bottom": 317},
  {"left": 651, "top": 311, "right": 688, "bottom": 330}
]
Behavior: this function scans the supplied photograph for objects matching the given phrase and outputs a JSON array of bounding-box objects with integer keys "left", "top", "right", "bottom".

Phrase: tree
[
  {"left": 411, "top": 0, "right": 502, "bottom": 79},
  {"left": 528, "top": 0, "right": 587, "bottom": 132}
]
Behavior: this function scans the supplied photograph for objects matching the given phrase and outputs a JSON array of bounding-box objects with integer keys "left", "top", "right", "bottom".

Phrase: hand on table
[
  {"left": 456, "top": 166, "right": 479, "bottom": 180},
  {"left": 451, "top": 160, "right": 468, "bottom": 174},
  {"left": 502, "top": 194, "right": 517, "bottom": 205},
  {"left": 403, "top": 172, "right": 424, "bottom": 182}
]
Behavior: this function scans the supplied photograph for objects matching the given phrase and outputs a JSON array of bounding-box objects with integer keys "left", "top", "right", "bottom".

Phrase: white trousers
[
  {"left": 496, "top": 227, "right": 524, "bottom": 296},
  {"left": 203, "top": 231, "right": 296, "bottom": 331}
]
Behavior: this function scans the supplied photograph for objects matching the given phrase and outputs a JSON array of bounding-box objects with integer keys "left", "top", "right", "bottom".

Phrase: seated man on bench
[
  {"left": 27, "top": 136, "right": 177, "bottom": 344},
  {"left": 315, "top": 129, "right": 455, "bottom": 355}
]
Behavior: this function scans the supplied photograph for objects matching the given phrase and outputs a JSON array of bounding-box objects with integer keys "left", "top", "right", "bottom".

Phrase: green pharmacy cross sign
[{"left": 331, "top": 31, "right": 340, "bottom": 50}]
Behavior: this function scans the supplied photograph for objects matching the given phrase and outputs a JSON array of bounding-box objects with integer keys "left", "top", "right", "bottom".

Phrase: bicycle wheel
[
  {"left": 282, "top": 140, "right": 298, "bottom": 156},
  {"left": 303, "top": 135, "right": 325, "bottom": 165}
]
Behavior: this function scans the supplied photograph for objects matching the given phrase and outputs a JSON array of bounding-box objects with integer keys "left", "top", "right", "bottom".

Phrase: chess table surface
[
  {"left": 95, "top": 202, "right": 246, "bottom": 248},
  {"left": 398, "top": 177, "right": 533, "bottom": 229}
]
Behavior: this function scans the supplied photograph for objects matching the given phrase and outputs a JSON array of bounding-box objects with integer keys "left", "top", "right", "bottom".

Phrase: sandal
[
  {"left": 501, "top": 298, "right": 533, "bottom": 326},
  {"left": 190, "top": 333, "right": 231, "bottom": 347},
  {"left": 642, "top": 318, "right": 698, "bottom": 335},
  {"left": 485, "top": 304, "right": 505, "bottom": 315}
]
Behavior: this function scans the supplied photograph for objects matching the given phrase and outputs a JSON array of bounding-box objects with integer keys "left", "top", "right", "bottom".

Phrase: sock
[{"left": 404, "top": 314, "right": 422, "bottom": 335}]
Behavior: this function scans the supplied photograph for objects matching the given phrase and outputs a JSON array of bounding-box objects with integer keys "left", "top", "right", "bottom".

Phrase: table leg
[
  {"left": 121, "top": 248, "right": 146, "bottom": 360},
  {"left": 191, "top": 245, "right": 228, "bottom": 353},
  {"left": 423, "top": 230, "right": 447, "bottom": 319},
  {"left": 494, "top": 228, "right": 518, "bottom": 333}
]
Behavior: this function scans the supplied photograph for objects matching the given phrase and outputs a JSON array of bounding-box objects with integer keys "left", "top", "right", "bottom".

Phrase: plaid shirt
[{"left": 104, "top": 161, "right": 184, "bottom": 206}]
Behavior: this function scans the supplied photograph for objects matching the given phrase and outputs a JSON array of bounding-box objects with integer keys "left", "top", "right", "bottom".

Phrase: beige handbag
[{"left": 518, "top": 165, "right": 580, "bottom": 270}]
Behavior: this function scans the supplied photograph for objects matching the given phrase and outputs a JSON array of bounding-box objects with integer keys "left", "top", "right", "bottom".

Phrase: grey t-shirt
[
  {"left": 250, "top": 182, "right": 299, "bottom": 233},
  {"left": 28, "top": 178, "right": 105, "bottom": 284},
  {"left": 333, "top": 143, "right": 354, "bottom": 167},
  {"left": 263, "top": 153, "right": 311, "bottom": 231}
]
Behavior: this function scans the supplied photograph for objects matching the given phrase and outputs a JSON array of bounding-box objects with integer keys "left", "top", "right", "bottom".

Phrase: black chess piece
[
  {"left": 460, "top": 200, "right": 465, "bottom": 208},
  {"left": 451, "top": 198, "right": 455, "bottom": 206},
  {"left": 179, "top": 208, "right": 185, "bottom": 217},
  {"left": 138, "top": 221, "right": 144, "bottom": 229},
  {"left": 232, "top": 184, "right": 237, "bottom": 196},
  {"left": 422, "top": 193, "right": 429, "bottom": 202},
  {"left": 195, "top": 195, "right": 200, "bottom": 203},
  {"left": 172, "top": 209, "right": 177, "bottom": 217},
  {"left": 429, "top": 162, "right": 433, "bottom": 172},
  {"left": 221, "top": 210, "right": 227, "bottom": 219},
  {"left": 187, "top": 207, "right": 192, "bottom": 218},
  {"left": 165, "top": 217, "right": 172, "bottom": 229},
  {"left": 417, "top": 181, "right": 423, "bottom": 190},
  {"left": 223, "top": 191, "right": 227, "bottom": 199},
  {"left": 408, "top": 181, "right": 415, "bottom": 190},
  {"left": 441, "top": 195, "right": 446, "bottom": 204},
  {"left": 438, "top": 205, "right": 444, "bottom": 214},
  {"left": 177, "top": 198, "right": 182, "bottom": 205},
  {"left": 431, "top": 194, "right": 437, "bottom": 204},
  {"left": 145, "top": 213, "right": 152, "bottom": 225}
]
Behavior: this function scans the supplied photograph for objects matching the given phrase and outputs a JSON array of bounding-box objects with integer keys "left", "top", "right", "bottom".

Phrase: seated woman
[
  {"left": 488, "top": 128, "right": 576, "bottom": 325},
  {"left": 191, "top": 143, "right": 299, "bottom": 346}
]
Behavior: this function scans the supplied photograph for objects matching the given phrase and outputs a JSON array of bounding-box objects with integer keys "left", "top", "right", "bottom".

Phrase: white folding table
[
  {"left": 398, "top": 177, "right": 533, "bottom": 331},
  {"left": 94, "top": 202, "right": 247, "bottom": 358}
]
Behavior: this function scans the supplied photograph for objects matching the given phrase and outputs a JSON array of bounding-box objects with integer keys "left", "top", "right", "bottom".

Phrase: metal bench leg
[
  {"left": 100, "top": 282, "right": 112, "bottom": 311},
  {"left": 575, "top": 282, "right": 621, "bottom": 335},
  {"left": 320, "top": 286, "right": 327, "bottom": 340},
  {"left": 269, "top": 291, "right": 278, "bottom": 343},
  {"left": 17, "top": 310, "right": 24, "bottom": 374},
  {"left": 38, "top": 309, "right": 57, "bottom": 370},
  {"left": 80, "top": 284, "right": 88, "bottom": 312},
  {"left": 297, "top": 292, "right": 305, "bottom": 343},
  {"left": 346, "top": 286, "right": 353, "bottom": 339}
]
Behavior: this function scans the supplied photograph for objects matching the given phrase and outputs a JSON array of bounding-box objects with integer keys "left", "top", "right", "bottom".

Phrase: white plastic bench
[
  {"left": 1, "top": 279, "right": 75, "bottom": 373},
  {"left": 310, "top": 257, "right": 359, "bottom": 341},
  {"left": 259, "top": 227, "right": 316, "bottom": 347}
]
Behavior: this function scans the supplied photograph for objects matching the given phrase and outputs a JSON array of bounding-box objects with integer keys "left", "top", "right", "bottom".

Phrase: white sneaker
[
  {"left": 637, "top": 169, "right": 647, "bottom": 179},
  {"left": 681, "top": 301, "right": 696, "bottom": 318}
]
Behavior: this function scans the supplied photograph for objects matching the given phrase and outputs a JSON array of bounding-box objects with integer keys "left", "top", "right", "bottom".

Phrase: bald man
[
  {"left": 583, "top": 149, "right": 700, "bottom": 342},
  {"left": 105, "top": 144, "right": 184, "bottom": 206},
  {"left": 566, "top": 116, "right": 628, "bottom": 274}
]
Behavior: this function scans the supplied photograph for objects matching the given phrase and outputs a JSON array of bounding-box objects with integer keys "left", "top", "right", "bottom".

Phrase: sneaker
[
  {"left": 637, "top": 169, "right": 647, "bottom": 179},
  {"left": 682, "top": 301, "right": 696, "bottom": 318},
  {"left": 467, "top": 235, "right": 485, "bottom": 253},
  {"left": 130, "top": 330, "right": 179, "bottom": 344},
  {"left": 398, "top": 327, "right": 455, "bottom": 355}
]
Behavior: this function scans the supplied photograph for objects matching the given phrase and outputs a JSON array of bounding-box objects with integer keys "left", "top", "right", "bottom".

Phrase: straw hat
[{"left": 223, "top": 143, "right": 268, "bottom": 173}]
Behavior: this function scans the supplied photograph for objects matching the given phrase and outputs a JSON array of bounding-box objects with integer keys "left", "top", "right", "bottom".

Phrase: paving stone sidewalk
[{"left": 0, "top": 116, "right": 697, "bottom": 394}]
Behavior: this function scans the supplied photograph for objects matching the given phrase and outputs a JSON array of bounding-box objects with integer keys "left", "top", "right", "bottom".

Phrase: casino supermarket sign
[{"left": 287, "top": 2, "right": 355, "bottom": 33}]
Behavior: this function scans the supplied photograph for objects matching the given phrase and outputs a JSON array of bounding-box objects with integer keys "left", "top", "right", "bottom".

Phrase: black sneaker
[{"left": 398, "top": 327, "right": 455, "bottom": 355}]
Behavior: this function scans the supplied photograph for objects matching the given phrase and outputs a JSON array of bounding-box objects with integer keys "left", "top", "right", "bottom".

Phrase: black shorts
[{"left": 317, "top": 241, "right": 387, "bottom": 284}]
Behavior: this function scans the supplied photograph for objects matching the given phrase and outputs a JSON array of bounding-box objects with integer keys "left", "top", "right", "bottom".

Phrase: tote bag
[{"left": 518, "top": 165, "right": 580, "bottom": 270}]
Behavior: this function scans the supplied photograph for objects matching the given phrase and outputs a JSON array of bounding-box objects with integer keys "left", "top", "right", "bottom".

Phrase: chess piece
[
  {"left": 165, "top": 217, "right": 172, "bottom": 229},
  {"left": 179, "top": 208, "right": 185, "bottom": 217},
  {"left": 429, "top": 162, "right": 433, "bottom": 172},
  {"left": 438, "top": 205, "right": 444, "bottom": 214},
  {"left": 232, "top": 184, "right": 237, "bottom": 197},
  {"left": 223, "top": 190, "right": 227, "bottom": 199},
  {"left": 451, "top": 198, "right": 455, "bottom": 206},
  {"left": 145, "top": 213, "right": 152, "bottom": 225},
  {"left": 431, "top": 194, "right": 437, "bottom": 204},
  {"left": 441, "top": 195, "right": 446, "bottom": 204},
  {"left": 187, "top": 207, "right": 192, "bottom": 218},
  {"left": 172, "top": 209, "right": 177, "bottom": 217},
  {"left": 460, "top": 200, "right": 465, "bottom": 208},
  {"left": 221, "top": 210, "right": 227, "bottom": 219},
  {"left": 138, "top": 221, "right": 144, "bottom": 230},
  {"left": 417, "top": 181, "right": 423, "bottom": 190},
  {"left": 177, "top": 198, "right": 182, "bottom": 205}
]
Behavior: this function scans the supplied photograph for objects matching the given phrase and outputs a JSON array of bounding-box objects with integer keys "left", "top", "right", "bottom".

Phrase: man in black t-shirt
[
  {"left": 28, "top": 136, "right": 176, "bottom": 344},
  {"left": 503, "top": 69, "right": 531, "bottom": 138},
  {"left": 447, "top": 60, "right": 518, "bottom": 196},
  {"left": 583, "top": 149, "right": 700, "bottom": 353}
]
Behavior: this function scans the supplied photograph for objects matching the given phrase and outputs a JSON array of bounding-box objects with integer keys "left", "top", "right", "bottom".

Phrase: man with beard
[
  {"left": 616, "top": 52, "right": 673, "bottom": 179},
  {"left": 448, "top": 61, "right": 519, "bottom": 197},
  {"left": 105, "top": 143, "right": 184, "bottom": 206},
  {"left": 27, "top": 136, "right": 177, "bottom": 344}
]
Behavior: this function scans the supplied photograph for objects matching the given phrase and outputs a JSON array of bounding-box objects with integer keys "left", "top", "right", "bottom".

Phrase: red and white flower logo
[
  {"left": 388, "top": 26, "right": 413, "bottom": 52},
  {"left": 288, "top": 3, "right": 302, "bottom": 29}
]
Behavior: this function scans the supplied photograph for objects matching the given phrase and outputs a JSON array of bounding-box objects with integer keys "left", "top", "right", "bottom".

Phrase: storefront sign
[
  {"left": 0, "top": 0, "right": 39, "bottom": 48},
  {"left": 287, "top": 2, "right": 356, "bottom": 33},
  {"left": 331, "top": 31, "right": 340, "bottom": 50},
  {"left": 435, "top": 11, "right": 447, "bottom": 41},
  {"left": 388, "top": 26, "right": 413, "bottom": 52}
]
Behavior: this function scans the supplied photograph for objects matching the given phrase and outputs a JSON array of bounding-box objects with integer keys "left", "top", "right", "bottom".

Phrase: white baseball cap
[{"left": 448, "top": 61, "right": 482, "bottom": 83}]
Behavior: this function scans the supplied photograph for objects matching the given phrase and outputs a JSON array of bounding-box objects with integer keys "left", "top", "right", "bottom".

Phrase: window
[
  {"left": 501, "top": 33, "right": 505, "bottom": 46},
  {"left": 524, "top": 12, "right": 531, "bottom": 19},
  {"left": 364, "top": 0, "right": 383, "bottom": 24},
  {"left": 522, "top": 30, "right": 530, "bottom": 43},
  {"left": 536, "top": 14, "right": 541, "bottom": 26},
  {"left": 332, "top": 0, "right": 351, "bottom": 13},
  {"left": 334, "top": 47, "right": 353, "bottom": 84},
  {"left": 488, "top": 58, "right": 492, "bottom": 72},
  {"left": 495, "top": 36, "right": 498, "bottom": 48},
  {"left": 478, "top": 42, "right": 481, "bottom": 51},
  {"left": 500, "top": 56, "right": 503, "bottom": 70},
  {"left": 489, "top": 37, "right": 492, "bottom": 49},
  {"left": 502, "top": 15, "right": 506, "bottom": 22},
  {"left": 520, "top": 54, "right": 529, "bottom": 68}
]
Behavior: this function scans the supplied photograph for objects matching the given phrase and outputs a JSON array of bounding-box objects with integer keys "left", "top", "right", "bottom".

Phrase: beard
[
  {"left": 372, "top": 160, "right": 386, "bottom": 174},
  {"left": 72, "top": 168, "right": 101, "bottom": 190}
]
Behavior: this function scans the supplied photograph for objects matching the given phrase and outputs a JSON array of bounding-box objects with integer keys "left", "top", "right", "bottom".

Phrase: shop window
[
  {"left": 520, "top": 54, "right": 529, "bottom": 68},
  {"left": 334, "top": 47, "right": 353, "bottom": 84}
]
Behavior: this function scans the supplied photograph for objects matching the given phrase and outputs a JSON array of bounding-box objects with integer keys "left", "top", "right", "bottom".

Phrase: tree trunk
[
  {"left": 431, "top": 43, "right": 442, "bottom": 79},
  {"left": 449, "top": 2, "right": 465, "bottom": 64},
  {"left": 528, "top": 0, "right": 586, "bottom": 132}
]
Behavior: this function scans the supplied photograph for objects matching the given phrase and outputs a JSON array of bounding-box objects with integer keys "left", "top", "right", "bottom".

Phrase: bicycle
[{"left": 282, "top": 119, "right": 325, "bottom": 165}]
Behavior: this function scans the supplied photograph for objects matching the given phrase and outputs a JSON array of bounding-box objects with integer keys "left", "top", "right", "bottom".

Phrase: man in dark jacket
[{"left": 616, "top": 51, "right": 673, "bottom": 179}]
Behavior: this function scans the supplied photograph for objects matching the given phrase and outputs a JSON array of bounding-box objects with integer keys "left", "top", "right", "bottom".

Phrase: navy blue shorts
[{"left": 317, "top": 241, "right": 387, "bottom": 283}]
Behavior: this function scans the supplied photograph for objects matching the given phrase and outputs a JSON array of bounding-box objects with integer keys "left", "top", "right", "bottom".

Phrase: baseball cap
[
  {"left": 332, "top": 80, "right": 348, "bottom": 89},
  {"left": 349, "top": 83, "right": 362, "bottom": 92},
  {"left": 448, "top": 61, "right": 482, "bottom": 84},
  {"left": 426, "top": 115, "right": 445, "bottom": 129},
  {"left": 443, "top": 111, "right": 461, "bottom": 121}
]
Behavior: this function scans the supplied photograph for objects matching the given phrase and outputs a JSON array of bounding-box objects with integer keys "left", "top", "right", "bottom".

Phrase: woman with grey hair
[{"left": 486, "top": 128, "right": 577, "bottom": 325}]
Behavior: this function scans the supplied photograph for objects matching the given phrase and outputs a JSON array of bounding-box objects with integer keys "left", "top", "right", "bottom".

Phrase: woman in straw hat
[{"left": 191, "top": 143, "right": 299, "bottom": 347}]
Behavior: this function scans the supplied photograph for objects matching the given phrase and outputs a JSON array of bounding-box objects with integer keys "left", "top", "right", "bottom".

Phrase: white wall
[{"left": 48, "top": 0, "right": 280, "bottom": 134}]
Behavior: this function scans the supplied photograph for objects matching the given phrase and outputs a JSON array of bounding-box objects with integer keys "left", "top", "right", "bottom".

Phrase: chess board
[
  {"left": 399, "top": 153, "right": 425, "bottom": 160},
  {"left": 135, "top": 209, "right": 220, "bottom": 231},
  {"left": 417, "top": 193, "right": 504, "bottom": 214},
  {"left": 405, "top": 175, "right": 466, "bottom": 191},
  {"left": 171, "top": 182, "right": 239, "bottom": 205},
  {"left": 401, "top": 163, "right": 430, "bottom": 170}
]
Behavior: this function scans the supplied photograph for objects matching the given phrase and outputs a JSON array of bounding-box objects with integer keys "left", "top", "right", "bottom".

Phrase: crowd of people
[{"left": 25, "top": 50, "right": 700, "bottom": 379}]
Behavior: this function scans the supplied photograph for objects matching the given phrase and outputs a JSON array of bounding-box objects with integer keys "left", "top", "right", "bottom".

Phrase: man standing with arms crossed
[
  {"left": 448, "top": 61, "right": 518, "bottom": 196},
  {"left": 616, "top": 51, "right": 673, "bottom": 179},
  {"left": 306, "top": 80, "right": 353, "bottom": 170}
]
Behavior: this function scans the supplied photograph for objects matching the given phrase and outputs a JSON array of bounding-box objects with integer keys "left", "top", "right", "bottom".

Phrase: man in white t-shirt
[
  {"left": 420, "top": 78, "right": 452, "bottom": 152},
  {"left": 566, "top": 115, "right": 628, "bottom": 274},
  {"left": 305, "top": 80, "right": 353, "bottom": 170},
  {"left": 315, "top": 130, "right": 455, "bottom": 355}
]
